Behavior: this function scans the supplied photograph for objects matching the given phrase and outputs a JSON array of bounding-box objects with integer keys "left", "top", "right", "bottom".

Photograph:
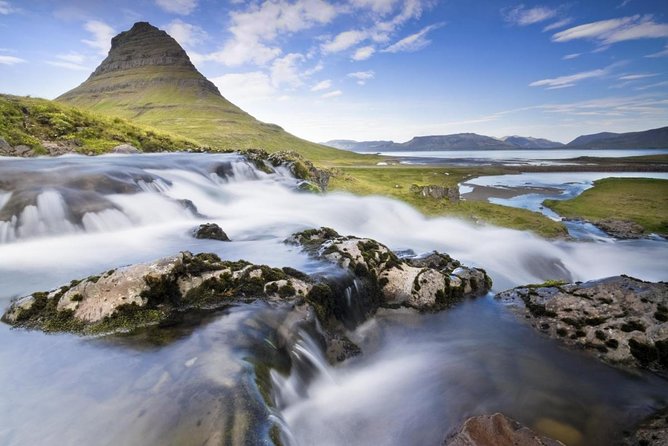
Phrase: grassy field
[
  {"left": 330, "top": 166, "right": 568, "bottom": 238},
  {"left": 543, "top": 177, "right": 668, "bottom": 235},
  {"left": 0, "top": 94, "right": 200, "bottom": 154}
]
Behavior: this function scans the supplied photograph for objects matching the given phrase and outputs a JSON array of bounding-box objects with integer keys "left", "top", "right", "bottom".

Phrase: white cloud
[
  {"left": 552, "top": 15, "right": 668, "bottom": 44},
  {"left": 562, "top": 53, "right": 580, "bottom": 60},
  {"left": 270, "top": 53, "right": 305, "bottom": 88},
  {"left": 155, "top": 0, "right": 198, "bottom": 15},
  {"left": 352, "top": 45, "right": 375, "bottom": 60},
  {"left": 646, "top": 44, "right": 668, "bottom": 58},
  {"left": 0, "top": 55, "right": 25, "bottom": 65},
  {"left": 210, "top": 71, "right": 275, "bottom": 102},
  {"left": 56, "top": 52, "right": 86, "bottom": 64},
  {"left": 321, "top": 29, "right": 368, "bottom": 53},
  {"left": 311, "top": 79, "right": 332, "bottom": 91},
  {"left": 207, "top": 0, "right": 338, "bottom": 66},
  {"left": 165, "top": 19, "right": 207, "bottom": 48},
  {"left": 543, "top": 18, "right": 572, "bottom": 32},
  {"left": 503, "top": 5, "right": 557, "bottom": 26},
  {"left": 82, "top": 20, "right": 115, "bottom": 55},
  {"left": 46, "top": 52, "right": 89, "bottom": 71},
  {"left": 349, "top": 0, "right": 399, "bottom": 15},
  {"left": 347, "top": 70, "right": 375, "bottom": 84},
  {"left": 618, "top": 73, "right": 658, "bottom": 80},
  {"left": 0, "top": 0, "right": 16, "bottom": 14},
  {"left": 382, "top": 23, "right": 441, "bottom": 53},
  {"left": 321, "top": 89, "right": 342, "bottom": 98},
  {"left": 46, "top": 61, "right": 89, "bottom": 71},
  {"left": 530, "top": 67, "right": 609, "bottom": 89}
]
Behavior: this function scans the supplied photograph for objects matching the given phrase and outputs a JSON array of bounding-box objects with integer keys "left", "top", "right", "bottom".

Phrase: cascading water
[{"left": 0, "top": 153, "right": 667, "bottom": 446}]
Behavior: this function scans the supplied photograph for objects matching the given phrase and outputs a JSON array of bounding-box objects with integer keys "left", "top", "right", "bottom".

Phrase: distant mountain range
[{"left": 324, "top": 126, "right": 668, "bottom": 151}]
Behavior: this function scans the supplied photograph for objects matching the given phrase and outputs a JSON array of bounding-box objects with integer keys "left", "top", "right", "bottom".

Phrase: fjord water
[{"left": 0, "top": 154, "right": 667, "bottom": 445}]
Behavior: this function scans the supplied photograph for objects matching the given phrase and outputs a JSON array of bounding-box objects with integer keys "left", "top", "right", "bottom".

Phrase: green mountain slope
[
  {"left": 0, "top": 94, "right": 200, "bottom": 154},
  {"left": 56, "top": 22, "right": 363, "bottom": 164}
]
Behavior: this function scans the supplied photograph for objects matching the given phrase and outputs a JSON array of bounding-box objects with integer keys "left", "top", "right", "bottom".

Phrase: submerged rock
[
  {"left": 497, "top": 276, "right": 668, "bottom": 374},
  {"left": 193, "top": 223, "right": 230, "bottom": 241},
  {"left": 287, "top": 227, "right": 492, "bottom": 312},
  {"left": 444, "top": 413, "right": 564, "bottom": 446}
]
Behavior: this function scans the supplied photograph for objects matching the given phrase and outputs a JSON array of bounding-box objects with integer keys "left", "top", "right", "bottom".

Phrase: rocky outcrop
[
  {"left": 444, "top": 413, "right": 564, "bottom": 446},
  {"left": 193, "top": 223, "right": 230, "bottom": 241},
  {"left": 111, "top": 143, "right": 141, "bottom": 154},
  {"left": 410, "top": 184, "right": 460, "bottom": 202},
  {"left": 287, "top": 227, "right": 491, "bottom": 312},
  {"left": 244, "top": 149, "right": 331, "bottom": 191},
  {"left": 0, "top": 138, "right": 36, "bottom": 157},
  {"left": 621, "top": 408, "right": 668, "bottom": 446},
  {"left": 594, "top": 219, "right": 645, "bottom": 239},
  {"left": 497, "top": 276, "right": 668, "bottom": 374}
]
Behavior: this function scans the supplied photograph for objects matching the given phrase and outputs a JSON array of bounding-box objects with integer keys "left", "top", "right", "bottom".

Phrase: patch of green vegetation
[
  {"left": 526, "top": 279, "right": 568, "bottom": 289},
  {"left": 543, "top": 178, "right": 668, "bottom": 236},
  {"left": 0, "top": 94, "right": 201, "bottom": 154},
  {"left": 329, "top": 166, "right": 568, "bottom": 238}
]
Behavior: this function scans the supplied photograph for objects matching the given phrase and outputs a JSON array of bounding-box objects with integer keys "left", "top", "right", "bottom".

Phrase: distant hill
[
  {"left": 502, "top": 136, "right": 564, "bottom": 149},
  {"left": 324, "top": 133, "right": 562, "bottom": 151},
  {"left": 566, "top": 126, "right": 668, "bottom": 149},
  {"left": 56, "top": 22, "right": 360, "bottom": 163}
]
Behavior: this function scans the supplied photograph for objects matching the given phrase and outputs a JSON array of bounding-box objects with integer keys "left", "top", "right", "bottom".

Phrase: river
[{"left": 0, "top": 153, "right": 666, "bottom": 445}]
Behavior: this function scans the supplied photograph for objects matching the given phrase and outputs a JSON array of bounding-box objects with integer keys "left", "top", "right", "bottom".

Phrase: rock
[
  {"left": 193, "top": 223, "right": 230, "bottom": 241},
  {"left": 444, "top": 413, "right": 565, "bottom": 446},
  {"left": 286, "top": 227, "right": 492, "bottom": 312},
  {"left": 496, "top": 276, "right": 668, "bottom": 374},
  {"left": 0, "top": 137, "right": 11, "bottom": 154},
  {"left": 14, "top": 145, "right": 34, "bottom": 157},
  {"left": 111, "top": 143, "right": 141, "bottom": 154},
  {"left": 621, "top": 408, "right": 668, "bottom": 446},
  {"left": 243, "top": 149, "right": 331, "bottom": 191},
  {"left": 410, "top": 184, "right": 460, "bottom": 202},
  {"left": 594, "top": 219, "right": 645, "bottom": 239}
]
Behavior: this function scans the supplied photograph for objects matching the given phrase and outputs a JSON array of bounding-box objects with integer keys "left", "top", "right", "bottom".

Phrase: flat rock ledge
[
  {"left": 444, "top": 413, "right": 564, "bottom": 446},
  {"left": 496, "top": 276, "right": 668, "bottom": 374},
  {"left": 1, "top": 228, "right": 491, "bottom": 337}
]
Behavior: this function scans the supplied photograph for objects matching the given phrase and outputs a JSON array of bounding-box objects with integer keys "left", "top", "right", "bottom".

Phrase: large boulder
[
  {"left": 111, "top": 143, "right": 141, "bottom": 154},
  {"left": 193, "top": 223, "right": 230, "bottom": 241},
  {"left": 444, "top": 413, "right": 564, "bottom": 446},
  {"left": 287, "top": 227, "right": 491, "bottom": 312},
  {"left": 497, "top": 276, "right": 668, "bottom": 374}
]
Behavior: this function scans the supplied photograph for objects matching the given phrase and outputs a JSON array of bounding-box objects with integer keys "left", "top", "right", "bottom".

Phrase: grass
[
  {"left": 0, "top": 94, "right": 200, "bottom": 154},
  {"left": 330, "top": 166, "right": 568, "bottom": 238},
  {"left": 543, "top": 177, "right": 668, "bottom": 235}
]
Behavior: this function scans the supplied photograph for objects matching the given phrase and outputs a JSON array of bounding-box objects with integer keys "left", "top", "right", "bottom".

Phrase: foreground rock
[
  {"left": 287, "top": 227, "right": 491, "bottom": 312},
  {"left": 622, "top": 408, "right": 668, "bottom": 446},
  {"left": 497, "top": 276, "right": 668, "bottom": 374},
  {"left": 444, "top": 413, "right": 564, "bottom": 446},
  {"left": 2, "top": 228, "right": 491, "bottom": 337},
  {"left": 193, "top": 223, "right": 230, "bottom": 241}
]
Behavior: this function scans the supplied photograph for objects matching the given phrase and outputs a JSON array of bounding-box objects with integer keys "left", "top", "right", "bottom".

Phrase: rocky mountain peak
[{"left": 91, "top": 21, "right": 197, "bottom": 77}]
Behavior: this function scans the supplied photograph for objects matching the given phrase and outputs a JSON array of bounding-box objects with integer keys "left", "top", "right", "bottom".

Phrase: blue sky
[{"left": 1, "top": 0, "right": 667, "bottom": 143}]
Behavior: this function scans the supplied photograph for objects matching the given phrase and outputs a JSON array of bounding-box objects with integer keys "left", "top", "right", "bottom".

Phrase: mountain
[
  {"left": 566, "top": 127, "right": 668, "bottom": 149},
  {"left": 56, "top": 22, "right": 356, "bottom": 162},
  {"left": 501, "top": 136, "right": 563, "bottom": 149},
  {"left": 325, "top": 133, "right": 562, "bottom": 151}
]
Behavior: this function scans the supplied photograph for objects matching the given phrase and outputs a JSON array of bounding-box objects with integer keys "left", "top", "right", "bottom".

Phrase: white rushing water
[{"left": 1, "top": 153, "right": 667, "bottom": 446}]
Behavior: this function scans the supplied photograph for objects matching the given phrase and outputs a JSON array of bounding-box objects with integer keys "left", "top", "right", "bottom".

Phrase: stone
[
  {"left": 444, "top": 413, "right": 565, "bottom": 446},
  {"left": 0, "top": 137, "right": 11, "bottom": 153},
  {"left": 193, "top": 223, "right": 230, "bottom": 241},
  {"left": 594, "top": 219, "right": 645, "bottom": 239},
  {"left": 621, "top": 408, "right": 668, "bottom": 446},
  {"left": 496, "top": 276, "right": 668, "bottom": 374},
  {"left": 14, "top": 145, "right": 33, "bottom": 156},
  {"left": 111, "top": 143, "right": 141, "bottom": 154}
]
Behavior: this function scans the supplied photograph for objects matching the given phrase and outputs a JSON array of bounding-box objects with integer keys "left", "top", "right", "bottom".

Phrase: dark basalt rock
[
  {"left": 444, "top": 413, "right": 565, "bottom": 446},
  {"left": 193, "top": 223, "right": 230, "bottom": 241},
  {"left": 497, "top": 276, "right": 668, "bottom": 374}
]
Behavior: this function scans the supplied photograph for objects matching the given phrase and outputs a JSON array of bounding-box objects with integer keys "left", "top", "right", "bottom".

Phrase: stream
[{"left": 0, "top": 153, "right": 666, "bottom": 445}]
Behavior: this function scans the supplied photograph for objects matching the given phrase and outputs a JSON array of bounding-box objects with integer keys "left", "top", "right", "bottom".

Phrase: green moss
[
  {"left": 305, "top": 283, "right": 336, "bottom": 323},
  {"left": 277, "top": 282, "right": 296, "bottom": 298}
]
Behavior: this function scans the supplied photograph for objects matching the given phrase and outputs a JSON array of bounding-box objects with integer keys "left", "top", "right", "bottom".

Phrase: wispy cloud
[
  {"left": 646, "top": 44, "right": 668, "bottom": 58},
  {"left": 165, "top": 19, "right": 207, "bottom": 48},
  {"left": 503, "top": 5, "right": 557, "bottom": 26},
  {"left": 348, "top": 70, "right": 375, "bottom": 85},
  {"left": 311, "top": 79, "right": 332, "bottom": 91},
  {"left": 82, "top": 20, "right": 115, "bottom": 55},
  {"left": 321, "top": 29, "right": 368, "bottom": 53},
  {"left": 46, "top": 52, "right": 89, "bottom": 71},
  {"left": 352, "top": 45, "right": 375, "bottom": 61},
  {"left": 562, "top": 53, "right": 581, "bottom": 60},
  {"left": 382, "top": 23, "right": 442, "bottom": 53},
  {"left": 552, "top": 15, "right": 668, "bottom": 44},
  {"left": 155, "top": 0, "right": 198, "bottom": 15},
  {"left": 0, "top": 55, "right": 26, "bottom": 65},
  {"left": 530, "top": 66, "right": 611, "bottom": 89},
  {"left": 0, "top": 0, "right": 16, "bottom": 14},
  {"left": 321, "top": 89, "right": 342, "bottom": 98},
  {"left": 210, "top": 71, "right": 275, "bottom": 102},
  {"left": 635, "top": 80, "right": 668, "bottom": 91},
  {"left": 543, "top": 18, "right": 572, "bottom": 32},
  {"left": 619, "top": 73, "right": 658, "bottom": 81}
]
